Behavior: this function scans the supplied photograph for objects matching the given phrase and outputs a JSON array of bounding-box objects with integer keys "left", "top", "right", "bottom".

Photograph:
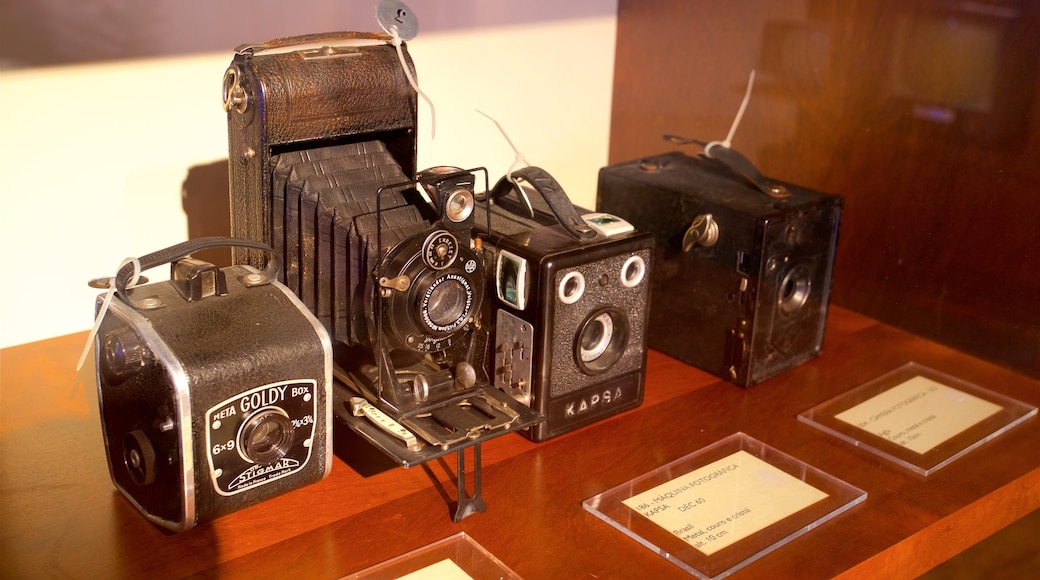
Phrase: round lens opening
[
  {"left": 778, "top": 265, "right": 812, "bottom": 315},
  {"left": 580, "top": 313, "right": 614, "bottom": 362},
  {"left": 575, "top": 309, "right": 629, "bottom": 374},
  {"left": 426, "top": 278, "right": 468, "bottom": 327},
  {"left": 239, "top": 409, "right": 295, "bottom": 464}
]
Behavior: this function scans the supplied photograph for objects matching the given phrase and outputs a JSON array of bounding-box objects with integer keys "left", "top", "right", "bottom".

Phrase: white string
[
  {"left": 476, "top": 109, "right": 528, "bottom": 183},
  {"left": 390, "top": 26, "right": 436, "bottom": 140},
  {"left": 76, "top": 257, "right": 142, "bottom": 371},
  {"left": 705, "top": 69, "right": 756, "bottom": 158}
]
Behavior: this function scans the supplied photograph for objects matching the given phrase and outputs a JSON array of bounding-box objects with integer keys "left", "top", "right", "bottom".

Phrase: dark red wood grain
[{"left": 2, "top": 308, "right": 1037, "bottom": 578}]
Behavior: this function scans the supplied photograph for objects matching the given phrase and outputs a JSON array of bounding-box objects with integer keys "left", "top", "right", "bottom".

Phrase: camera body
[
  {"left": 477, "top": 169, "right": 654, "bottom": 441},
  {"left": 93, "top": 249, "right": 332, "bottom": 532},
  {"left": 224, "top": 33, "right": 540, "bottom": 464},
  {"left": 597, "top": 151, "right": 842, "bottom": 387}
]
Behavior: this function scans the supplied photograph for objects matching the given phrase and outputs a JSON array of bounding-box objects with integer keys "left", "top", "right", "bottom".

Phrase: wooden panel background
[{"left": 609, "top": 0, "right": 1040, "bottom": 378}]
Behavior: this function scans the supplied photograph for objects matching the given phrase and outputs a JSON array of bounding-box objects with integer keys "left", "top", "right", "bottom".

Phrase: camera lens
[
  {"left": 778, "top": 265, "right": 812, "bottom": 315},
  {"left": 575, "top": 308, "right": 629, "bottom": 374},
  {"left": 425, "top": 277, "right": 469, "bottom": 328},
  {"left": 383, "top": 235, "right": 484, "bottom": 352},
  {"left": 239, "top": 408, "right": 295, "bottom": 465},
  {"left": 580, "top": 313, "right": 613, "bottom": 362}
]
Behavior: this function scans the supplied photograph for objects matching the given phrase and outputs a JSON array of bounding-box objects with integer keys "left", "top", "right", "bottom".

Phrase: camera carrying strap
[
  {"left": 489, "top": 166, "right": 596, "bottom": 241},
  {"left": 663, "top": 135, "right": 789, "bottom": 200},
  {"left": 79, "top": 237, "right": 282, "bottom": 370},
  {"left": 114, "top": 237, "right": 282, "bottom": 300}
]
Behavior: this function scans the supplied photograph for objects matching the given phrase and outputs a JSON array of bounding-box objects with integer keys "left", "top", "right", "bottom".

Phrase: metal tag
[{"left": 376, "top": 0, "right": 419, "bottom": 40}]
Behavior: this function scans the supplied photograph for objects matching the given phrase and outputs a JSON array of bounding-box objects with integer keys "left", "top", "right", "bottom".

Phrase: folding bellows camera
[
  {"left": 598, "top": 150, "right": 842, "bottom": 386},
  {"left": 222, "top": 32, "right": 540, "bottom": 476}
]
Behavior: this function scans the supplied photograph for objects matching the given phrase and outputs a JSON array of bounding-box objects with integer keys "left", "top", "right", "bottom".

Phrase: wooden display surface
[{"left": 2, "top": 307, "right": 1038, "bottom": 578}]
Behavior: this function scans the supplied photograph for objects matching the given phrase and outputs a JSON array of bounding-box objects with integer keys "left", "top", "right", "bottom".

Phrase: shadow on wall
[{"left": 182, "top": 159, "right": 232, "bottom": 268}]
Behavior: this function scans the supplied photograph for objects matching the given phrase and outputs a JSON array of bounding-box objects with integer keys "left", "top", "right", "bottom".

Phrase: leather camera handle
[
  {"left": 114, "top": 237, "right": 281, "bottom": 300},
  {"left": 235, "top": 31, "right": 393, "bottom": 56},
  {"left": 663, "top": 135, "right": 789, "bottom": 200},
  {"left": 489, "top": 167, "right": 596, "bottom": 241}
]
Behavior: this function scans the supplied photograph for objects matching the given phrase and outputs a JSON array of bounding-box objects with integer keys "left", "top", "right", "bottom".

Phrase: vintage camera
[
  {"left": 476, "top": 167, "right": 654, "bottom": 441},
  {"left": 91, "top": 238, "right": 332, "bottom": 532},
  {"left": 224, "top": 32, "right": 539, "bottom": 470},
  {"left": 597, "top": 150, "right": 843, "bottom": 386}
]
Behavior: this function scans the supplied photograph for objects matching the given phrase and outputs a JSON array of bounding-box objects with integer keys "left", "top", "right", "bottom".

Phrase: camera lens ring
[
  {"left": 580, "top": 312, "right": 614, "bottom": 361},
  {"left": 238, "top": 407, "right": 295, "bottom": 465},
  {"left": 574, "top": 308, "right": 630, "bottom": 375},
  {"left": 558, "top": 271, "right": 586, "bottom": 304},
  {"left": 420, "top": 273, "right": 474, "bottom": 333},
  {"left": 620, "top": 256, "right": 647, "bottom": 288},
  {"left": 380, "top": 236, "right": 485, "bottom": 353},
  {"left": 778, "top": 264, "right": 812, "bottom": 315}
]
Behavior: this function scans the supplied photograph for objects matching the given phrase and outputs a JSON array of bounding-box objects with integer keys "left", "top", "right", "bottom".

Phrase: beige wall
[{"left": 0, "top": 9, "right": 617, "bottom": 348}]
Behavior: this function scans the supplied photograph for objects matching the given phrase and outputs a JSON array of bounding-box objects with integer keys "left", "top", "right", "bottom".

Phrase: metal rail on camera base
[{"left": 331, "top": 374, "right": 541, "bottom": 521}]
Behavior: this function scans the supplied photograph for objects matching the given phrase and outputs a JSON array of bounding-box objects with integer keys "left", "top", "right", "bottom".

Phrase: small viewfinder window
[{"left": 496, "top": 250, "right": 528, "bottom": 310}]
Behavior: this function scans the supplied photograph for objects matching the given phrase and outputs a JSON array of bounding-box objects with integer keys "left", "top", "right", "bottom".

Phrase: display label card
[
  {"left": 834, "top": 375, "right": 1003, "bottom": 454},
  {"left": 622, "top": 450, "right": 828, "bottom": 556},
  {"left": 395, "top": 559, "right": 473, "bottom": 580}
]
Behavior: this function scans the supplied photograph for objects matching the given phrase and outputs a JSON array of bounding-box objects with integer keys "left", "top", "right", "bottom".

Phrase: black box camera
[
  {"left": 477, "top": 167, "right": 654, "bottom": 441},
  {"left": 597, "top": 151, "right": 842, "bottom": 387},
  {"left": 90, "top": 238, "right": 332, "bottom": 532}
]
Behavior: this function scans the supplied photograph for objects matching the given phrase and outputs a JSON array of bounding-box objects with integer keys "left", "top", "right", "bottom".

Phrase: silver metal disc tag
[{"left": 376, "top": 0, "right": 419, "bottom": 40}]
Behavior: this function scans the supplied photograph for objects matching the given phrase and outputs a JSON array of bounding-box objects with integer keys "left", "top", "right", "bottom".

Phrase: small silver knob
[{"left": 683, "top": 214, "right": 719, "bottom": 251}]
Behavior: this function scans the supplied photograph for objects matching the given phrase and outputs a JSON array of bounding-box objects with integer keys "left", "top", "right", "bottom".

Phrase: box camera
[
  {"left": 91, "top": 238, "right": 332, "bottom": 532},
  {"left": 597, "top": 151, "right": 842, "bottom": 386},
  {"left": 224, "top": 32, "right": 539, "bottom": 468},
  {"left": 476, "top": 167, "right": 654, "bottom": 441}
]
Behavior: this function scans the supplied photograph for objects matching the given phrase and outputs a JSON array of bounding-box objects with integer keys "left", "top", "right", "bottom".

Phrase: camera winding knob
[{"left": 683, "top": 214, "right": 719, "bottom": 251}]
